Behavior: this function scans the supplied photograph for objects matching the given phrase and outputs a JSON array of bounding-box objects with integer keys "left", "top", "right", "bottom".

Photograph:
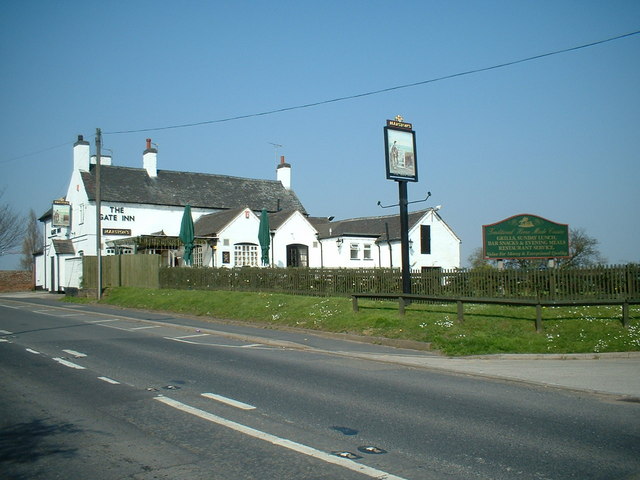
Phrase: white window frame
[
  {"left": 363, "top": 243, "right": 372, "bottom": 260},
  {"left": 234, "top": 243, "right": 258, "bottom": 267},
  {"left": 350, "top": 242, "right": 360, "bottom": 260}
]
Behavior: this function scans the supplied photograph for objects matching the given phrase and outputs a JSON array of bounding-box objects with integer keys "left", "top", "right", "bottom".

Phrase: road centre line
[
  {"left": 53, "top": 357, "right": 86, "bottom": 370},
  {"left": 98, "top": 376, "right": 120, "bottom": 384},
  {"left": 26, "top": 348, "right": 40, "bottom": 355},
  {"left": 155, "top": 396, "right": 408, "bottom": 480},
  {"left": 175, "top": 333, "right": 211, "bottom": 339},
  {"left": 201, "top": 392, "right": 256, "bottom": 410},
  {"left": 63, "top": 349, "right": 87, "bottom": 358},
  {"left": 0, "top": 330, "right": 13, "bottom": 334},
  {"left": 130, "top": 325, "right": 161, "bottom": 330},
  {"left": 86, "top": 319, "right": 120, "bottom": 323}
]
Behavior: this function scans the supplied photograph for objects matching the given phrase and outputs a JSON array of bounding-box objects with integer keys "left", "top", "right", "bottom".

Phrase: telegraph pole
[{"left": 95, "top": 128, "right": 102, "bottom": 300}]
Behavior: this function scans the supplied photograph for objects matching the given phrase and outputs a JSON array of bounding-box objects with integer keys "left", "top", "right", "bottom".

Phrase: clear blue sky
[{"left": 1, "top": 0, "right": 639, "bottom": 269}]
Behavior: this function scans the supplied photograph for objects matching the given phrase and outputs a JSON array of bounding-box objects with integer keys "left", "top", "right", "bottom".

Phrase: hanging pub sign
[
  {"left": 384, "top": 117, "right": 418, "bottom": 182},
  {"left": 52, "top": 199, "right": 71, "bottom": 227},
  {"left": 483, "top": 214, "right": 570, "bottom": 259}
]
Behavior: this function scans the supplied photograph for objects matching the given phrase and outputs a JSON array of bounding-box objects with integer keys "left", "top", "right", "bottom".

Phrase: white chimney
[
  {"left": 73, "top": 135, "right": 90, "bottom": 171},
  {"left": 143, "top": 138, "right": 157, "bottom": 177},
  {"left": 276, "top": 155, "right": 291, "bottom": 190}
]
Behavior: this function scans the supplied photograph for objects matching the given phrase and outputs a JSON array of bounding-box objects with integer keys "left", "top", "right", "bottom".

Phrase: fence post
[
  {"left": 398, "top": 297, "right": 405, "bottom": 315},
  {"left": 352, "top": 296, "right": 359, "bottom": 313},
  {"left": 457, "top": 300, "right": 464, "bottom": 323},
  {"left": 622, "top": 301, "right": 629, "bottom": 329},
  {"left": 536, "top": 303, "right": 543, "bottom": 332}
]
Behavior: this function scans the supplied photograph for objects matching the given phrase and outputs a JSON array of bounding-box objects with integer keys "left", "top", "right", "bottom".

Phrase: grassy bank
[{"left": 66, "top": 287, "right": 640, "bottom": 356}]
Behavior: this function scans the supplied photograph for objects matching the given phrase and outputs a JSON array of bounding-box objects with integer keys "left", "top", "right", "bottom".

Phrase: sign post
[{"left": 384, "top": 116, "right": 418, "bottom": 294}]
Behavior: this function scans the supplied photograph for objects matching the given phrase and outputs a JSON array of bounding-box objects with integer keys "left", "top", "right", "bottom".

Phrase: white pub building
[{"left": 35, "top": 136, "right": 461, "bottom": 292}]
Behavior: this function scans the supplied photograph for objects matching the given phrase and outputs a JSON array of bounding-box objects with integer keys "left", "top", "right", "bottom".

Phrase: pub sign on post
[{"left": 384, "top": 118, "right": 418, "bottom": 182}]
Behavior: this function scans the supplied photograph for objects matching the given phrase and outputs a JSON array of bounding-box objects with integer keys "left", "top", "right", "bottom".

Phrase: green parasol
[
  {"left": 179, "top": 204, "right": 195, "bottom": 266},
  {"left": 258, "top": 209, "right": 270, "bottom": 266}
]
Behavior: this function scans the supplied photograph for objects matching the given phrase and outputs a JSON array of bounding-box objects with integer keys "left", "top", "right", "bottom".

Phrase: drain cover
[
  {"left": 333, "top": 451, "right": 362, "bottom": 460},
  {"left": 358, "top": 446, "right": 387, "bottom": 455}
]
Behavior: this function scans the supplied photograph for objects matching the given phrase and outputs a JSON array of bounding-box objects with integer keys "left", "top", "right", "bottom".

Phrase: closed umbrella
[
  {"left": 179, "top": 204, "right": 195, "bottom": 266},
  {"left": 258, "top": 209, "right": 270, "bottom": 266}
]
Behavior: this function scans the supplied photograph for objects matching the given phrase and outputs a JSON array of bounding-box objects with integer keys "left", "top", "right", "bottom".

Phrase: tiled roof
[
  {"left": 80, "top": 165, "right": 307, "bottom": 214},
  {"left": 194, "top": 207, "right": 246, "bottom": 236},
  {"left": 52, "top": 239, "right": 75, "bottom": 255},
  {"left": 310, "top": 209, "right": 436, "bottom": 241}
]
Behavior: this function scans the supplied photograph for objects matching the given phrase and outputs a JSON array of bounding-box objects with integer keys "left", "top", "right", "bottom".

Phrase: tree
[
  {"left": 557, "top": 227, "right": 606, "bottom": 268},
  {"left": 467, "top": 247, "right": 494, "bottom": 269},
  {"left": 0, "top": 189, "right": 23, "bottom": 257},
  {"left": 20, "top": 209, "right": 43, "bottom": 271}
]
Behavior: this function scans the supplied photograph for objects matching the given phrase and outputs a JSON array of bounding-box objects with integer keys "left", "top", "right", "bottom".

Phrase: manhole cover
[
  {"left": 358, "top": 446, "right": 387, "bottom": 455},
  {"left": 332, "top": 451, "right": 362, "bottom": 460}
]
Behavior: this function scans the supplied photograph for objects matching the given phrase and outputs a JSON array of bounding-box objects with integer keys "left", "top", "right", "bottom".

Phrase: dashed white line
[
  {"left": 26, "top": 348, "right": 40, "bottom": 355},
  {"left": 130, "top": 325, "right": 161, "bottom": 330},
  {"left": 98, "top": 376, "right": 120, "bottom": 384},
  {"left": 201, "top": 392, "right": 257, "bottom": 410},
  {"left": 175, "top": 333, "right": 210, "bottom": 339},
  {"left": 155, "top": 396, "right": 407, "bottom": 480},
  {"left": 86, "top": 319, "right": 120, "bottom": 324},
  {"left": 53, "top": 357, "right": 86, "bottom": 370},
  {"left": 0, "top": 330, "right": 13, "bottom": 334},
  {"left": 63, "top": 349, "right": 87, "bottom": 358}
]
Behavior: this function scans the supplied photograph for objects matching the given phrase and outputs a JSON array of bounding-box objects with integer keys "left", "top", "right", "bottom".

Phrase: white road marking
[
  {"left": 86, "top": 319, "right": 120, "bottom": 324},
  {"left": 56, "top": 313, "right": 86, "bottom": 317},
  {"left": 155, "top": 397, "right": 407, "bottom": 480},
  {"left": 175, "top": 333, "right": 210, "bottom": 339},
  {"left": 0, "top": 304, "right": 21, "bottom": 309},
  {"left": 0, "top": 330, "right": 13, "bottom": 334},
  {"left": 63, "top": 349, "right": 87, "bottom": 358},
  {"left": 130, "top": 325, "right": 160, "bottom": 330},
  {"left": 98, "top": 376, "right": 120, "bottom": 384},
  {"left": 0, "top": 339, "right": 8, "bottom": 343},
  {"left": 26, "top": 348, "right": 40, "bottom": 354},
  {"left": 97, "top": 323, "right": 136, "bottom": 332},
  {"left": 241, "top": 343, "right": 263, "bottom": 348},
  {"left": 201, "top": 393, "right": 257, "bottom": 410},
  {"left": 53, "top": 357, "right": 86, "bottom": 370}
]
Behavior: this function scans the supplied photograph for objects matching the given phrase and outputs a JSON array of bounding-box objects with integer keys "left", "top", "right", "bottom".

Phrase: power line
[
  {"left": 104, "top": 29, "right": 640, "bottom": 135},
  {"left": 0, "top": 141, "right": 74, "bottom": 165}
]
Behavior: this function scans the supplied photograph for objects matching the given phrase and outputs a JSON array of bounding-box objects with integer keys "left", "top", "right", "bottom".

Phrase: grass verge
[{"left": 64, "top": 287, "right": 640, "bottom": 356}]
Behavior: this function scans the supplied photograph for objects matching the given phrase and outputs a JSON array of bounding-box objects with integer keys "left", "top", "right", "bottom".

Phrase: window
[
  {"left": 234, "top": 243, "right": 258, "bottom": 266},
  {"left": 78, "top": 204, "right": 85, "bottom": 225},
  {"left": 193, "top": 245, "right": 203, "bottom": 267},
  {"left": 350, "top": 243, "right": 360, "bottom": 260},
  {"left": 420, "top": 225, "right": 431, "bottom": 254},
  {"left": 363, "top": 243, "right": 372, "bottom": 260}
]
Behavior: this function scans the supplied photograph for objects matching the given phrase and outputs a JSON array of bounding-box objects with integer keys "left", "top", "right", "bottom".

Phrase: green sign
[{"left": 483, "top": 214, "right": 569, "bottom": 259}]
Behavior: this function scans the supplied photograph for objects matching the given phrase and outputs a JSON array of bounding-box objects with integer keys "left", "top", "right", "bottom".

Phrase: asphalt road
[{"left": 1, "top": 297, "right": 639, "bottom": 479}]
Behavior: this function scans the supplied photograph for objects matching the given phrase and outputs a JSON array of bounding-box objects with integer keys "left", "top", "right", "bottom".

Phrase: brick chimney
[
  {"left": 143, "top": 138, "right": 157, "bottom": 177},
  {"left": 276, "top": 155, "right": 291, "bottom": 190}
]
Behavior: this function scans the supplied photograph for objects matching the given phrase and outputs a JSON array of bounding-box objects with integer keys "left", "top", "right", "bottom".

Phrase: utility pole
[{"left": 95, "top": 128, "right": 102, "bottom": 300}]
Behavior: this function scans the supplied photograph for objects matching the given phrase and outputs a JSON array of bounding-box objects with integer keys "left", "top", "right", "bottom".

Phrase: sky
[{"left": 1, "top": 0, "right": 639, "bottom": 269}]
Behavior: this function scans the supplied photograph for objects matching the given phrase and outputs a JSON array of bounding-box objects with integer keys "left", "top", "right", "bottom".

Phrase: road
[{"left": 1, "top": 296, "right": 639, "bottom": 479}]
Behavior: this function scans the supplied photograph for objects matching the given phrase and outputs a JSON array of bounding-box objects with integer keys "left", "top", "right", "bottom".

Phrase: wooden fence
[
  {"left": 159, "top": 264, "right": 640, "bottom": 301},
  {"left": 82, "top": 255, "right": 161, "bottom": 289},
  {"left": 80, "top": 257, "right": 639, "bottom": 301}
]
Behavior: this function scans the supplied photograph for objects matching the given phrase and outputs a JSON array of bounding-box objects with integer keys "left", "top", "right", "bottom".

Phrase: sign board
[
  {"left": 483, "top": 214, "right": 569, "bottom": 259},
  {"left": 103, "top": 228, "right": 132, "bottom": 236},
  {"left": 52, "top": 200, "right": 71, "bottom": 227},
  {"left": 384, "top": 119, "right": 418, "bottom": 182}
]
